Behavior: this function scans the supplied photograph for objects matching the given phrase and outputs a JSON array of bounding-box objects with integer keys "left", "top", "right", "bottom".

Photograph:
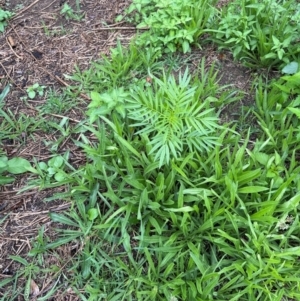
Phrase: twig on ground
[
  {"left": 0, "top": 62, "right": 26, "bottom": 93},
  {"left": 5, "top": 37, "right": 22, "bottom": 59},
  {"left": 12, "top": 0, "right": 43, "bottom": 19}
]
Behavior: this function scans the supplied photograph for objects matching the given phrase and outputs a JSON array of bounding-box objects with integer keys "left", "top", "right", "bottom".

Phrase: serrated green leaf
[{"left": 288, "top": 107, "right": 300, "bottom": 119}]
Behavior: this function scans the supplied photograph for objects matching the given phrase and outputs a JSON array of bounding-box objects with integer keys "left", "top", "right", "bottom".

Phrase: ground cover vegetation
[{"left": 2, "top": 0, "right": 300, "bottom": 300}]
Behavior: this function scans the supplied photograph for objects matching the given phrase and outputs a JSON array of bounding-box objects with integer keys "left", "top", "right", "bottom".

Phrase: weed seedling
[
  {"left": 0, "top": 9, "right": 13, "bottom": 32},
  {"left": 60, "top": 3, "right": 84, "bottom": 21},
  {"left": 26, "top": 83, "right": 46, "bottom": 99},
  {"left": 38, "top": 89, "right": 79, "bottom": 114}
]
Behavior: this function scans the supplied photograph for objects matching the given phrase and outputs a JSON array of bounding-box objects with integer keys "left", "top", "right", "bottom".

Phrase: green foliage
[
  {"left": 66, "top": 40, "right": 163, "bottom": 93},
  {"left": 122, "top": 0, "right": 217, "bottom": 53},
  {"left": 125, "top": 68, "right": 221, "bottom": 167},
  {"left": 26, "top": 153, "right": 74, "bottom": 188},
  {"left": 253, "top": 71, "right": 300, "bottom": 161},
  {"left": 26, "top": 83, "right": 46, "bottom": 99},
  {"left": 0, "top": 9, "right": 13, "bottom": 32},
  {"left": 0, "top": 108, "right": 45, "bottom": 141},
  {"left": 88, "top": 88, "right": 128, "bottom": 121},
  {"left": 38, "top": 61, "right": 300, "bottom": 300},
  {"left": 0, "top": 85, "right": 10, "bottom": 103},
  {"left": 87, "top": 60, "right": 238, "bottom": 167},
  {"left": 38, "top": 89, "right": 79, "bottom": 114},
  {"left": 60, "top": 3, "right": 84, "bottom": 21},
  {"left": 0, "top": 156, "right": 31, "bottom": 185},
  {"left": 9, "top": 5, "right": 300, "bottom": 300},
  {"left": 45, "top": 118, "right": 300, "bottom": 300},
  {"left": 213, "top": 0, "right": 300, "bottom": 68},
  {"left": 282, "top": 61, "right": 299, "bottom": 74}
]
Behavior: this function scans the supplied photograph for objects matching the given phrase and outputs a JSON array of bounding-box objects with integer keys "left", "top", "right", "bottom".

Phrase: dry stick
[
  {"left": 10, "top": 26, "right": 90, "bottom": 101},
  {"left": 48, "top": 112, "right": 81, "bottom": 123},
  {"left": 8, "top": 203, "right": 71, "bottom": 216},
  {"left": 40, "top": 0, "right": 58, "bottom": 12},
  {"left": 92, "top": 21, "right": 144, "bottom": 28},
  {"left": 12, "top": 0, "right": 43, "bottom": 19},
  {"left": 0, "top": 62, "right": 26, "bottom": 93},
  {"left": 5, "top": 37, "right": 22, "bottom": 59},
  {"left": 2, "top": 240, "right": 28, "bottom": 274}
]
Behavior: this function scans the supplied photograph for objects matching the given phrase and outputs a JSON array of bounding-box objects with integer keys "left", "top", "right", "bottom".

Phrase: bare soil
[{"left": 0, "top": 0, "right": 256, "bottom": 300}]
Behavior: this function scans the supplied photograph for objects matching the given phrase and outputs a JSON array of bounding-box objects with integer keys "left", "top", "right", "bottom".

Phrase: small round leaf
[{"left": 87, "top": 208, "right": 98, "bottom": 221}]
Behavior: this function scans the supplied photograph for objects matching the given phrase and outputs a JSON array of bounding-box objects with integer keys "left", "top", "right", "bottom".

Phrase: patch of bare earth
[{"left": 0, "top": 0, "right": 255, "bottom": 299}]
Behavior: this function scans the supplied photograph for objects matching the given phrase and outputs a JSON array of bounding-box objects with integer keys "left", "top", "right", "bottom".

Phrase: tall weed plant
[{"left": 87, "top": 60, "right": 238, "bottom": 167}]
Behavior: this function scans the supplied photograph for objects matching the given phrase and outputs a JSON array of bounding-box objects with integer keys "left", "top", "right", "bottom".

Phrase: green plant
[
  {"left": 282, "top": 61, "right": 299, "bottom": 75},
  {"left": 38, "top": 89, "right": 79, "bottom": 114},
  {"left": 13, "top": 18, "right": 300, "bottom": 301},
  {"left": 126, "top": 69, "right": 221, "bottom": 167},
  {"left": 213, "top": 0, "right": 300, "bottom": 69},
  {"left": 44, "top": 118, "right": 300, "bottom": 300},
  {"left": 4, "top": 255, "right": 41, "bottom": 300},
  {"left": 0, "top": 9, "right": 13, "bottom": 32},
  {"left": 0, "top": 84, "right": 10, "bottom": 103},
  {"left": 251, "top": 72, "right": 300, "bottom": 171},
  {"left": 43, "top": 117, "right": 75, "bottom": 152},
  {"left": 0, "top": 249, "right": 63, "bottom": 301},
  {"left": 87, "top": 60, "right": 239, "bottom": 167},
  {"left": 121, "top": 0, "right": 217, "bottom": 53},
  {"left": 60, "top": 3, "right": 84, "bottom": 21},
  {"left": 0, "top": 156, "right": 31, "bottom": 184},
  {"left": 26, "top": 152, "right": 76, "bottom": 189},
  {"left": 0, "top": 109, "right": 45, "bottom": 141},
  {"left": 65, "top": 40, "right": 163, "bottom": 93},
  {"left": 26, "top": 83, "right": 46, "bottom": 99}
]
